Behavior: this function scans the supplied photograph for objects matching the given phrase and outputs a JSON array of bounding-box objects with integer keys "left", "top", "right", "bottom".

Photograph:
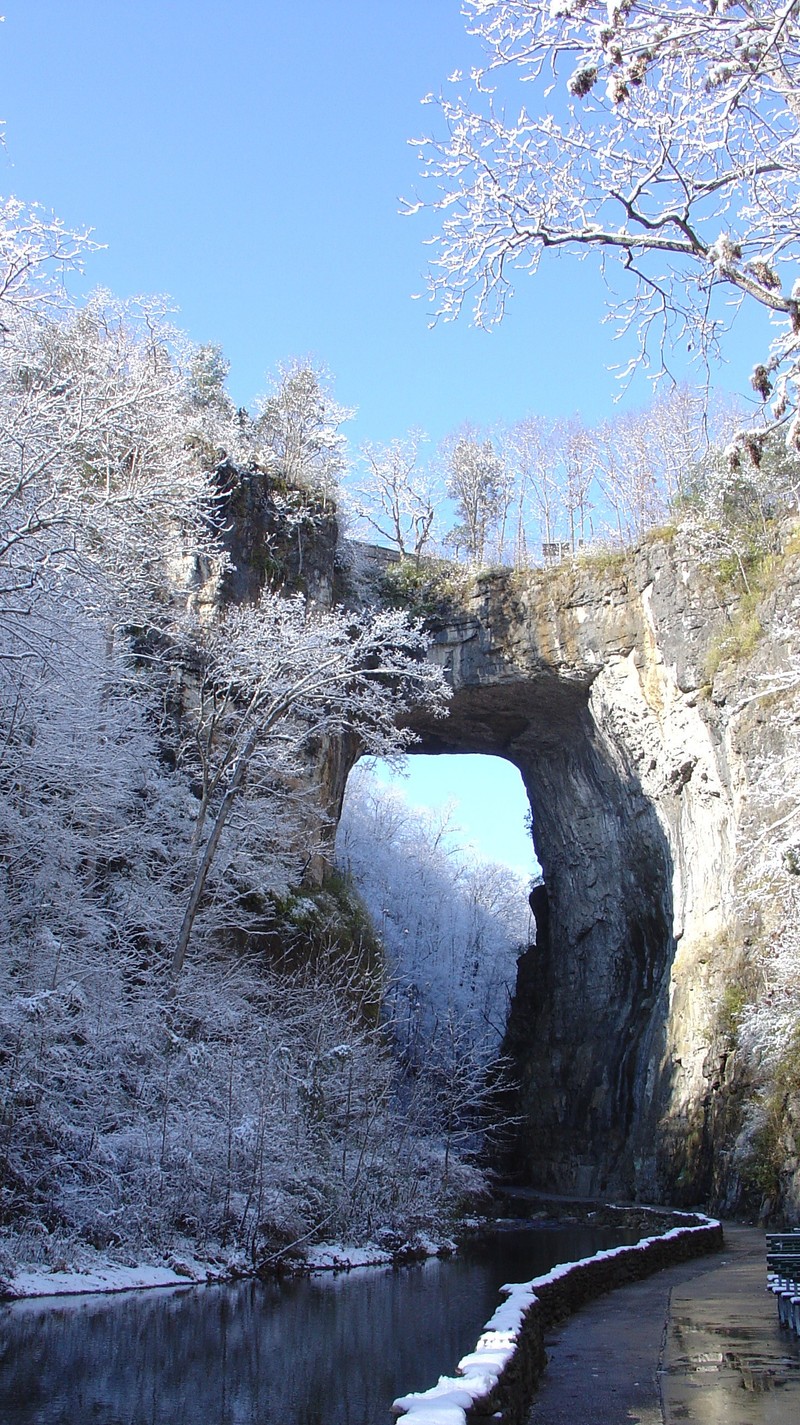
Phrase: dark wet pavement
[
  {"left": 662, "top": 1225, "right": 800, "bottom": 1424},
  {"left": 528, "top": 1224, "right": 800, "bottom": 1425}
]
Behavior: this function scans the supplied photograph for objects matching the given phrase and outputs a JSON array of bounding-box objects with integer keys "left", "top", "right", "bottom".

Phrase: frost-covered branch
[
  {"left": 416, "top": 1, "right": 800, "bottom": 447},
  {"left": 170, "top": 596, "right": 450, "bottom": 978},
  {"left": 350, "top": 432, "right": 441, "bottom": 562}
]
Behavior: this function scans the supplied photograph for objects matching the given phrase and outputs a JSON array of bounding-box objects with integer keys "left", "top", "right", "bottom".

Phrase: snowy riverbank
[
  {"left": 0, "top": 1204, "right": 705, "bottom": 1303},
  {"left": 1, "top": 1232, "right": 454, "bottom": 1301}
]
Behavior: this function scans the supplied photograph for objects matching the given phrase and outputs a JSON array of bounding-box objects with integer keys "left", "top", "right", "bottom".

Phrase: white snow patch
[
  {"left": 304, "top": 1235, "right": 445, "bottom": 1273},
  {"left": 6, "top": 1260, "right": 216, "bottom": 1299},
  {"left": 305, "top": 1242, "right": 393, "bottom": 1271}
]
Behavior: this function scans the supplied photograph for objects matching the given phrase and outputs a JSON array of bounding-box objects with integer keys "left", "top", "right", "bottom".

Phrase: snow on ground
[
  {"left": 6, "top": 1260, "right": 216, "bottom": 1299},
  {"left": 304, "top": 1243, "right": 394, "bottom": 1271},
  {"left": 5, "top": 1232, "right": 452, "bottom": 1300},
  {"left": 304, "top": 1234, "right": 448, "bottom": 1273}
]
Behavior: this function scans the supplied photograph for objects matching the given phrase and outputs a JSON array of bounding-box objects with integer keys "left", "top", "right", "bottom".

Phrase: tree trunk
[{"left": 170, "top": 725, "right": 259, "bottom": 980}]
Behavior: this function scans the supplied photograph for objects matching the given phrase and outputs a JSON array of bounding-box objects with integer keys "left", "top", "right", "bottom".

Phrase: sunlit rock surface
[
  {"left": 226, "top": 513, "right": 800, "bottom": 1211},
  {"left": 393, "top": 535, "right": 800, "bottom": 1209}
]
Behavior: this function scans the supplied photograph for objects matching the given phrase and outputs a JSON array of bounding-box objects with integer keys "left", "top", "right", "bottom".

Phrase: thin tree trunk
[{"left": 170, "top": 725, "right": 259, "bottom": 980}]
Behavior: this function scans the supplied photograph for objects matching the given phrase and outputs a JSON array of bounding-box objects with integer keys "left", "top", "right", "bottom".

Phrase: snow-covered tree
[
  {"left": 415, "top": 1, "right": 800, "bottom": 451},
  {"left": 560, "top": 417, "right": 595, "bottom": 552},
  {"left": 594, "top": 408, "right": 671, "bottom": 544},
  {"left": 444, "top": 427, "right": 510, "bottom": 564},
  {"left": 503, "top": 414, "right": 597, "bottom": 557},
  {"left": 169, "top": 596, "right": 450, "bottom": 979},
  {"left": 336, "top": 761, "right": 530, "bottom": 1077},
  {"left": 336, "top": 759, "right": 533, "bottom": 1195},
  {"left": 0, "top": 292, "right": 222, "bottom": 672},
  {"left": 0, "top": 196, "right": 481, "bottom": 1266},
  {"left": 499, "top": 386, "right": 739, "bottom": 553},
  {"left": 0, "top": 611, "right": 469, "bottom": 1262},
  {"left": 351, "top": 432, "right": 442, "bottom": 562},
  {"left": 678, "top": 423, "right": 800, "bottom": 600},
  {"left": 254, "top": 359, "right": 353, "bottom": 497},
  {"left": 503, "top": 415, "right": 564, "bottom": 559},
  {"left": 188, "top": 342, "right": 232, "bottom": 412}
]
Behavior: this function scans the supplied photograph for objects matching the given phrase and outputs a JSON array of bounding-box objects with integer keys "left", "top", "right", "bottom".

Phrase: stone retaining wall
[{"left": 393, "top": 1217, "right": 723, "bottom": 1425}]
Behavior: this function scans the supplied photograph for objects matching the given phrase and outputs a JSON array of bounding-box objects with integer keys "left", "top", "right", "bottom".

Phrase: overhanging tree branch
[{"left": 415, "top": 0, "right": 800, "bottom": 449}]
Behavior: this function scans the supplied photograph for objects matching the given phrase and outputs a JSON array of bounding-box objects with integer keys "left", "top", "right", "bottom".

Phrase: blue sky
[
  {"left": 371, "top": 754, "right": 540, "bottom": 881},
  {"left": 0, "top": 0, "right": 769, "bottom": 454},
  {"left": 0, "top": 1, "right": 769, "bottom": 872}
]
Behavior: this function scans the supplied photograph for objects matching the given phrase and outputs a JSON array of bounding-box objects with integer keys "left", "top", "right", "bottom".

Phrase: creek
[{"left": 0, "top": 1222, "right": 643, "bottom": 1424}]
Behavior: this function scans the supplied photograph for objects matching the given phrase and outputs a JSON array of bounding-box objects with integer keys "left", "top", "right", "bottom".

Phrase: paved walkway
[{"left": 527, "top": 1224, "right": 800, "bottom": 1425}]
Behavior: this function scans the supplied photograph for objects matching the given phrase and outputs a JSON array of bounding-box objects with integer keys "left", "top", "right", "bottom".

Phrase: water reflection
[{"left": 0, "top": 1224, "right": 639, "bottom": 1425}]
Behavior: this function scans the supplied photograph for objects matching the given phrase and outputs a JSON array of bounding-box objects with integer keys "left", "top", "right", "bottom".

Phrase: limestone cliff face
[
  {"left": 402, "top": 534, "right": 800, "bottom": 1209},
  {"left": 214, "top": 459, "right": 339, "bottom": 609},
  {"left": 223, "top": 495, "right": 799, "bottom": 1212}
]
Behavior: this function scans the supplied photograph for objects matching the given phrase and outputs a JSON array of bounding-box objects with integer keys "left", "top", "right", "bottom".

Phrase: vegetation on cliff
[
  {"left": 3, "top": 0, "right": 800, "bottom": 1270},
  {"left": 0, "top": 202, "right": 522, "bottom": 1277}
]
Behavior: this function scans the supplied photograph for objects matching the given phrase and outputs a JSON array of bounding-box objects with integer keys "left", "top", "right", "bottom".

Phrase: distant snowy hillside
[{"left": 336, "top": 760, "right": 532, "bottom": 1074}]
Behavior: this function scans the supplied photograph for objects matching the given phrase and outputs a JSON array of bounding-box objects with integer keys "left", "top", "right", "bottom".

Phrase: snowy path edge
[{"left": 391, "top": 1214, "right": 723, "bottom": 1425}]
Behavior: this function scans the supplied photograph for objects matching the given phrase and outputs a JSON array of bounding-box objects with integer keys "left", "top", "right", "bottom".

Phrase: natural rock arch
[
  {"left": 384, "top": 548, "right": 741, "bottom": 1204},
  {"left": 407, "top": 656, "right": 675, "bottom": 1198},
  {"left": 222, "top": 501, "right": 766, "bottom": 1207}
]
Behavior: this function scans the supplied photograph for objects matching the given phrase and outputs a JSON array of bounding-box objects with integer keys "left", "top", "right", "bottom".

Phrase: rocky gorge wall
[
  {"left": 218, "top": 470, "right": 800, "bottom": 1213},
  {"left": 379, "top": 532, "right": 800, "bottom": 1212}
]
